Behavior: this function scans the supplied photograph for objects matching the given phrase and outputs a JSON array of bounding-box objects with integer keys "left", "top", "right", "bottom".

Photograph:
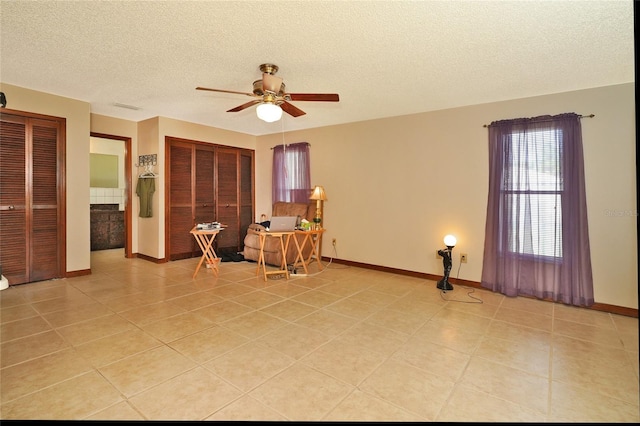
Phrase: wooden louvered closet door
[
  {"left": 0, "top": 111, "right": 65, "bottom": 285},
  {"left": 167, "top": 140, "right": 217, "bottom": 260},
  {"left": 166, "top": 137, "right": 254, "bottom": 262},
  {"left": 195, "top": 146, "right": 215, "bottom": 228},
  {"left": 215, "top": 148, "right": 239, "bottom": 255},
  {"left": 239, "top": 151, "right": 254, "bottom": 253},
  {"left": 216, "top": 148, "right": 254, "bottom": 256},
  {"left": 168, "top": 141, "right": 196, "bottom": 260}
]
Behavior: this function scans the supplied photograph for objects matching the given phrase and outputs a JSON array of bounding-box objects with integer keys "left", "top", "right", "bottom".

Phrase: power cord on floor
[
  {"left": 288, "top": 256, "right": 332, "bottom": 278},
  {"left": 439, "top": 260, "right": 483, "bottom": 304},
  {"left": 288, "top": 239, "right": 349, "bottom": 278}
]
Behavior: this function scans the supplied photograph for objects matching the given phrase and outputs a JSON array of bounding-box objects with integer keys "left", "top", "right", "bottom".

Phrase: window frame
[{"left": 500, "top": 127, "right": 564, "bottom": 262}]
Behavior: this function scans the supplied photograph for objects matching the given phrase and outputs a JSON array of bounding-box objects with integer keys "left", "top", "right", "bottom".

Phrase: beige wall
[
  {"left": 90, "top": 115, "right": 257, "bottom": 259},
  {"left": 1, "top": 82, "right": 636, "bottom": 309},
  {"left": 255, "top": 83, "right": 637, "bottom": 309},
  {"left": 153, "top": 117, "right": 256, "bottom": 258},
  {"left": 0, "top": 83, "right": 91, "bottom": 273}
]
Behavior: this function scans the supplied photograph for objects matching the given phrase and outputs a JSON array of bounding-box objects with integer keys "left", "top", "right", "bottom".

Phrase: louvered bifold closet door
[
  {"left": 215, "top": 148, "right": 239, "bottom": 255},
  {"left": 195, "top": 146, "right": 215, "bottom": 227},
  {"left": 168, "top": 142, "right": 195, "bottom": 260},
  {"left": 30, "top": 118, "right": 61, "bottom": 281},
  {"left": 0, "top": 115, "right": 28, "bottom": 284},
  {"left": 0, "top": 112, "right": 63, "bottom": 285},
  {"left": 166, "top": 137, "right": 254, "bottom": 262},
  {"left": 239, "top": 151, "right": 254, "bottom": 251},
  {"left": 194, "top": 146, "right": 215, "bottom": 257}
]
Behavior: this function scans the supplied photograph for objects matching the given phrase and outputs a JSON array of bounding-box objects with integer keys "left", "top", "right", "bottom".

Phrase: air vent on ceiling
[{"left": 113, "top": 103, "right": 141, "bottom": 110}]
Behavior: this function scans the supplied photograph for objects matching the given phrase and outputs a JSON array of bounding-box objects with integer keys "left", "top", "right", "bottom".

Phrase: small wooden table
[
  {"left": 293, "top": 229, "right": 325, "bottom": 274},
  {"left": 190, "top": 226, "right": 223, "bottom": 278},
  {"left": 256, "top": 231, "right": 297, "bottom": 281}
]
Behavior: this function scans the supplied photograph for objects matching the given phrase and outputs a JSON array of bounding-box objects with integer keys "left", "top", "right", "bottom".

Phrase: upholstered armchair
[{"left": 242, "top": 201, "right": 316, "bottom": 267}]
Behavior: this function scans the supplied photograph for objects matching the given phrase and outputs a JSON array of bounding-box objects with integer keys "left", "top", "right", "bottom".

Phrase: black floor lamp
[{"left": 437, "top": 234, "right": 457, "bottom": 291}]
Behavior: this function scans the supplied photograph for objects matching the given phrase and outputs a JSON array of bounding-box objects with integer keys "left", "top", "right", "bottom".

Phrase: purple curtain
[
  {"left": 272, "top": 142, "right": 312, "bottom": 203},
  {"left": 481, "top": 113, "right": 594, "bottom": 306}
]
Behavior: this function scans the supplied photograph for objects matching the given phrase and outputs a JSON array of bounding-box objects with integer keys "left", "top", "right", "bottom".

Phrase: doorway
[{"left": 89, "top": 132, "right": 133, "bottom": 258}]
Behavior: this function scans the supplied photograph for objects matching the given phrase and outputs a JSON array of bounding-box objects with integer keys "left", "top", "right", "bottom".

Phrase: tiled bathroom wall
[{"left": 90, "top": 187, "right": 125, "bottom": 211}]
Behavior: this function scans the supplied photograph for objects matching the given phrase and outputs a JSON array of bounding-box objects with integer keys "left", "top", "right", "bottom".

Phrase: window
[
  {"left": 504, "top": 128, "right": 563, "bottom": 259},
  {"left": 481, "top": 113, "right": 594, "bottom": 306},
  {"left": 272, "top": 142, "right": 311, "bottom": 203}
]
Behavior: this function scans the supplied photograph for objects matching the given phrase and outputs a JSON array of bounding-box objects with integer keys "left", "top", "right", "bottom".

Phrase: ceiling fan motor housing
[{"left": 252, "top": 80, "right": 286, "bottom": 97}]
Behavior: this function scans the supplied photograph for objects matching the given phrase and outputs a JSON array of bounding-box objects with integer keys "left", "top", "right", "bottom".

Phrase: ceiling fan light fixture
[{"left": 256, "top": 102, "right": 282, "bottom": 122}]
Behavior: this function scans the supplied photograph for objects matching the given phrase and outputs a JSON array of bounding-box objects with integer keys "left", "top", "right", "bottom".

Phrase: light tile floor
[{"left": 1, "top": 249, "right": 638, "bottom": 421}]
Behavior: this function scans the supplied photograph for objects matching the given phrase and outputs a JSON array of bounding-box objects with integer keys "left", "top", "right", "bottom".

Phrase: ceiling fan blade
[
  {"left": 280, "top": 101, "right": 306, "bottom": 117},
  {"left": 196, "top": 86, "right": 255, "bottom": 97},
  {"left": 227, "top": 99, "right": 261, "bottom": 112},
  {"left": 287, "top": 93, "right": 340, "bottom": 102},
  {"left": 262, "top": 73, "right": 283, "bottom": 94}
]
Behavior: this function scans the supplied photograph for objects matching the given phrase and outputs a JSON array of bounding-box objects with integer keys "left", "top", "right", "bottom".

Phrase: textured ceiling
[{"left": 0, "top": 0, "right": 635, "bottom": 136}]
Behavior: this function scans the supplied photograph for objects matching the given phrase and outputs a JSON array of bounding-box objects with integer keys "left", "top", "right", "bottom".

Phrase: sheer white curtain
[{"left": 272, "top": 142, "right": 311, "bottom": 203}]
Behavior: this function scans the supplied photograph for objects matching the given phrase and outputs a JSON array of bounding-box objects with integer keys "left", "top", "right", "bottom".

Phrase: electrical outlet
[
  {"left": 460, "top": 253, "right": 468, "bottom": 263},
  {"left": 332, "top": 238, "right": 337, "bottom": 246}
]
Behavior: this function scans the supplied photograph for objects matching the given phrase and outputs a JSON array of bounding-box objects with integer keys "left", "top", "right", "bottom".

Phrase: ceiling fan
[{"left": 196, "top": 63, "right": 339, "bottom": 122}]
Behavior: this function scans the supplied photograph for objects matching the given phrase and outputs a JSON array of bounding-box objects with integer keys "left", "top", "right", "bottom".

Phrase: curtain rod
[
  {"left": 482, "top": 114, "right": 594, "bottom": 128},
  {"left": 270, "top": 142, "right": 311, "bottom": 150}
]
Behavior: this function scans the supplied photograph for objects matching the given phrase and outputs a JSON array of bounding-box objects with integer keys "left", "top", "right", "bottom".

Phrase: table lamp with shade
[{"left": 309, "top": 185, "right": 327, "bottom": 229}]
